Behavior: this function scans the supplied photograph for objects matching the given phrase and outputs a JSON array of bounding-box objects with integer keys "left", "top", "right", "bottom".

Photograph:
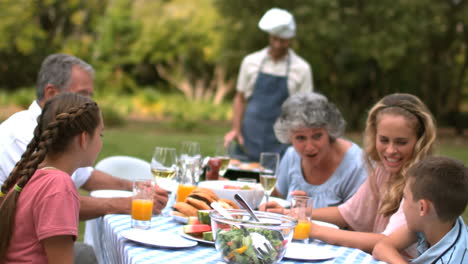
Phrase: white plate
[
  {"left": 260, "top": 196, "right": 291, "bottom": 208},
  {"left": 284, "top": 242, "right": 338, "bottom": 261},
  {"left": 179, "top": 229, "right": 214, "bottom": 245},
  {"left": 313, "top": 220, "right": 339, "bottom": 229},
  {"left": 121, "top": 229, "right": 197, "bottom": 248},
  {"left": 90, "top": 190, "right": 132, "bottom": 198}
]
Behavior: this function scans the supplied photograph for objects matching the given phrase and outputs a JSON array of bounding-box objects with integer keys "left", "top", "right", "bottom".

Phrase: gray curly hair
[
  {"left": 274, "top": 92, "right": 346, "bottom": 144},
  {"left": 36, "top": 54, "right": 95, "bottom": 101}
]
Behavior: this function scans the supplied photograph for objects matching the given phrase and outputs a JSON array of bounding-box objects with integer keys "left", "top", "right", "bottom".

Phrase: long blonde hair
[{"left": 364, "top": 93, "right": 436, "bottom": 217}]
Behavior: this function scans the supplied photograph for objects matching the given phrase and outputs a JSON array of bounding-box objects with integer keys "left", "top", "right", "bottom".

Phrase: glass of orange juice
[
  {"left": 176, "top": 183, "right": 197, "bottom": 202},
  {"left": 290, "top": 196, "right": 313, "bottom": 243},
  {"left": 131, "top": 179, "right": 155, "bottom": 229}
]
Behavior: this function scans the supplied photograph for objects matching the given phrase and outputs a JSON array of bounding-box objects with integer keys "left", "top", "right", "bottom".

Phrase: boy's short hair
[{"left": 407, "top": 156, "right": 468, "bottom": 222}]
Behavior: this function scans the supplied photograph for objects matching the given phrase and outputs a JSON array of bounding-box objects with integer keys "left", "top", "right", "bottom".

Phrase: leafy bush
[
  {"left": 1, "top": 88, "right": 232, "bottom": 128},
  {"left": 130, "top": 90, "right": 232, "bottom": 123},
  {"left": 9, "top": 87, "right": 35, "bottom": 109},
  {"left": 100, "top": 105, "right": 126, "bottom": 127}
]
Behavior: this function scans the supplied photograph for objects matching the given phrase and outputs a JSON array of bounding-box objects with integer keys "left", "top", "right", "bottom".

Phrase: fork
[{"left": 255, "top": 242, "right": 275, "bottom": 262}]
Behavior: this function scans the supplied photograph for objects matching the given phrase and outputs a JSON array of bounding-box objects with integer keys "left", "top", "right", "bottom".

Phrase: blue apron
[{"left": 234, "top": 54, "right": 290, "bottom": 162}]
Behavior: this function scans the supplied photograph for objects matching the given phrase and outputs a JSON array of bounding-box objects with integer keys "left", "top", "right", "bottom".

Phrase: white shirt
[
  {"left": 0, "top": 101, "right": 93, "bottom": 188},
  {"left": 236, "top": 47, "right": 313, "bottom": 98}
]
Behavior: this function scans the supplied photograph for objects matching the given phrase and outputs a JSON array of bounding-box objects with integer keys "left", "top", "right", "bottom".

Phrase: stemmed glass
[
  {"left": 150, "top": 147, "right": 178, "bottom": 193},
  {"left": 259, "top": 152, "right": 279, "bottom": 211}
]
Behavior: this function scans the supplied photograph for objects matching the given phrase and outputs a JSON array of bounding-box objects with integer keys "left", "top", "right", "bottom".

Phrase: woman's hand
[{"left": 258, "top": 201, "right": 286, "bottom": 214}]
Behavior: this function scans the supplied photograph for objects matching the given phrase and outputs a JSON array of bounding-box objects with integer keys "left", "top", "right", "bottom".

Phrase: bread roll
[
  {"left": 173, "top": 202, "right": 198, "bottom": 217},
  {"left": 186, "top": 197, "right": 211, "bottom": 210}
]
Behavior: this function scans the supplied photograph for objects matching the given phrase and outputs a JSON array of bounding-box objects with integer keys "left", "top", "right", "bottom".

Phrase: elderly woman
[{"left": 268, "top": 92, "right": 367, "bottom": 208}]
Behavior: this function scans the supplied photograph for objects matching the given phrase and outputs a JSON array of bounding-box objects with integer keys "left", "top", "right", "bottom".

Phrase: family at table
[{"left": 0, "top": 7, "right": 467, "bottom": 264}]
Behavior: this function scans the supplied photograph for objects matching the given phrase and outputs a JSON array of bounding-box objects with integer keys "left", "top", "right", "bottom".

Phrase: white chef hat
[{"left": 258, "top": 8, "right": 296, "bottom": 39}]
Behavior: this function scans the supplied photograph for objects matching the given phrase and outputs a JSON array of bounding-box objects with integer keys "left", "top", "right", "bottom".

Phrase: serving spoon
[{"left": 234, "top": 193, "right": 260, "bottom": 222}]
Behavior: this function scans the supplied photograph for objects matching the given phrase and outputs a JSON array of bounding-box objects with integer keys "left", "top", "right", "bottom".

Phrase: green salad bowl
[{"left": 210, "top": 209, "right": 297, "bottom": 264}]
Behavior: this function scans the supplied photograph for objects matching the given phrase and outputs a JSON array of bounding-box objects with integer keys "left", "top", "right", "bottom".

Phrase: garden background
[{"left": 0, "top": 0, "right": 466, "bottom": 239}]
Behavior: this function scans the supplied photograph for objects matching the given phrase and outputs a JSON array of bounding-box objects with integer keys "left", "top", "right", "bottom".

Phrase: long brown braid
[{"left": 0, "top": 93, "right": 100, "bottom": 259}]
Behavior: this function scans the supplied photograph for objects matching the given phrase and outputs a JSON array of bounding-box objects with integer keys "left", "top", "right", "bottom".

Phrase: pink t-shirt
[
  {"left": 338, "top": 166, "right": 399, "bottom": 233},
  {"left": 5, "top": 169, "right": 80, "bottom": 263},
  {"left": 338, "top": 165, "right": 417, "bottom": 257}
]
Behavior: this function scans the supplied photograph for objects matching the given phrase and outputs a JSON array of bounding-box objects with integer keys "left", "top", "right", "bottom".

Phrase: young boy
[{"left": 372, "top": 156, "right": 467, "bottom": 264}]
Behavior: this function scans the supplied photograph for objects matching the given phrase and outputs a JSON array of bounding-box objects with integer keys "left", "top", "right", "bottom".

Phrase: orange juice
[
  {"left": 176, "top": 184, "right": 197, "bottom": 202},
  {"left": 131, "top": 199, "right": 153, "bottom": 220},
  {"left": 293, "top": 220, "right": 311, "bottom": 240}
]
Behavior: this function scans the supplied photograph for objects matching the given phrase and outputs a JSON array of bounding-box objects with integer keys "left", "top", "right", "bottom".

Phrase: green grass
[{"left": 78, "top": 121, "right": 468, "bottom": 241}]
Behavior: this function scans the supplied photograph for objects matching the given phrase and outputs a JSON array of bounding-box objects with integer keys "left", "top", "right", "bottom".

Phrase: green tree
[
  {"left": 130, "top": 0, "right": 234, "bottom": 104},
  {"left": 0, "top": 0, "right": 106, "bottom": 90}
]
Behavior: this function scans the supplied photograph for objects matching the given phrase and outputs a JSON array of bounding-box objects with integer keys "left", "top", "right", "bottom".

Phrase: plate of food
[
  {"left": 121, "top": 229, "right": 198, "bottom": 248},
  {"left": 180, "top": 229, "right": 215, "bottom": 245},
  {"left": 178, "top": 209, "right": 215, "bottom": 245},
  {"left": 198, "top": 180, "right": 263, "bottom": 209}
]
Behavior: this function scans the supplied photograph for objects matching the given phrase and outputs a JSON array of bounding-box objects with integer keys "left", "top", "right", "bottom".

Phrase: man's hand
[
  {"left": 224, "top": 130, "right": 244, "bottom": 148},
  {"left": 152, "top": 186, "right": 169, "bottom": 215}
]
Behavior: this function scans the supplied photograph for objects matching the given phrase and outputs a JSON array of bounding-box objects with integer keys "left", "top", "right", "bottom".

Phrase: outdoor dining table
[{"left": 85, "top": 214, "right": 385, "bottom": 264}]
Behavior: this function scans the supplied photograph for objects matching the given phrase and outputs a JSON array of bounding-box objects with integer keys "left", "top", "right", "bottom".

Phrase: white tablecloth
[{"left": 85, "top": 214, "right": 385, "bottom": 264}]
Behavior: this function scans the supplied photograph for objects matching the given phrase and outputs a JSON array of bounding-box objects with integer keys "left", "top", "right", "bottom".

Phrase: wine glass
[
  {"left": 259, "top": 152, "right": 279, "bottom": 211},
  {"left": 150, "top": 147, "right": 178, "bottom": 193}
]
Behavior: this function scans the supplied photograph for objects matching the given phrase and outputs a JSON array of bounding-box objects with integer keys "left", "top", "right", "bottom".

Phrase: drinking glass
[
  {"left": 259, "top": 152, "right": 279, "bottom": 211},
  {"left": 177, "top": 141, "right": 201, "bottom": 202},
  {"left": 150, "top": 147, "right": 178, "bottom": 193},
  {"left": 131, "top": 179, "right": 155, "bottom": 229},
  {"left": 290, "top": 196, "right": 313, "bottom": 243},
  {"left": 214, "top": 140, "right": 231, "bottom": 177}
]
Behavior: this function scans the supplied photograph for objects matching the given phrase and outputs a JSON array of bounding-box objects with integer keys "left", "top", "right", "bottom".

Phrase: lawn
[{"left": 78, "top": 121, "right": 468, "bottom": 241}]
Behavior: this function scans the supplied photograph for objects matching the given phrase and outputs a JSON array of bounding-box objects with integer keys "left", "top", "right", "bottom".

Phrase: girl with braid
[{"left": 0, "top": 93, "right": 103, "bottom": 263}]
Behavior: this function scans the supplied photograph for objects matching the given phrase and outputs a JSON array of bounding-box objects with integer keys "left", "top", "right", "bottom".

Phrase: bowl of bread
[
  {"left": 198, "top": 180, "right": 264, "bottom": 210},
  {"left": 172, "top": 187, "right": 239, "bottom": 218}
]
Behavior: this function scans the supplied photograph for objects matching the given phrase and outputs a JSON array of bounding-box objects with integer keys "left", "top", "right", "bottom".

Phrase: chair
[
  {"left": 86, "top": 155, "right": 152, "bottom": 261},
  {"left": 95, "top": 155, "right": 153, "bottom": 181}
]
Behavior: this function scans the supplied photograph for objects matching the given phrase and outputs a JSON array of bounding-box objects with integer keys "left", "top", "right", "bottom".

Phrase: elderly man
[
  {"left": 0, "top": 54, "right": 168, "bottom": 219},
  {"left": 224, "top": 8, "right": 314, "bottom": 162}
]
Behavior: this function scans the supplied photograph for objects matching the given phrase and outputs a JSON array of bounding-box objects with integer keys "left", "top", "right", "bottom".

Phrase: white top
[
  {"left": 0, "top": 101, "right": 93, "bottom": 188},
  {"left": 236, "top": 48, "right": 313, "bottom": 99}
]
